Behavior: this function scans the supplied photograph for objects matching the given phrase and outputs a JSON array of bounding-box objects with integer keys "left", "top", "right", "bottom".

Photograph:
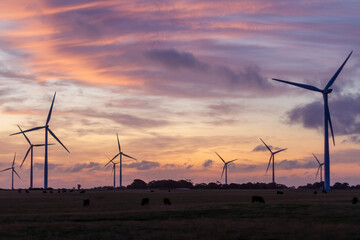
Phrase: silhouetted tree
[{"left": 127, "top": 179, "right": 147, "bottom": 189}]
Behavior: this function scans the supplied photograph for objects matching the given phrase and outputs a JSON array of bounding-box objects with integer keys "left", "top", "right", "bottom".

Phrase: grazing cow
[
  {"left": 352, "top": 197, "right": 358, "bottom": 205},
  {"left": 150, "top": 190, "right": 154, "bottom": 193},
  {"left": 50, "top": 190, "right": 53, "bottom": 193},
  {"left": 57, "top": 190, "right": 60, "bottom": 194},
  {"left": 168, "top": 189, "right": 171, "bottom": 192},
  {"left": 43, "top": 190, "right": 47, "bottom": 193},
  {"left": 18, "top": 190, "right": 21, "bottom": 193},
  {"left": 80, "top": 190, "right": 86, "bottom": 194},
  {"left": 276, "top": 191, "right": 284, "bottom": 195},
  {"left": 83, "top": 199, "right": 90, "bottom": 207},
  {"left": 70, "top": 189, "right": 73, "bottom": 192},
  {"left": 322, "top": 190, "right": 327, "bottom": 194},
  {"left": 62, "top": 189, "right": 67, "bottom": 193},
  {"left": 313, "top": 191, "right": 318, "bottom": 195},
  {"left": 251, "top": 196, "right": 265, "bottom": 203},
  {"left": 25, "top": 190, "right": 29, "bottom": 193},
  {"left": 163, "top": 198, "right": 171, "bottom": 205},
  {"left": 141, "top": 198, "right": 149, "bottom": 206}
]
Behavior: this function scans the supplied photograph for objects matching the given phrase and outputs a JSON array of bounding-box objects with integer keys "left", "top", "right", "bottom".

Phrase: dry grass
[{"left": 0, "top": 189, "right": 359, "bottom": 239}]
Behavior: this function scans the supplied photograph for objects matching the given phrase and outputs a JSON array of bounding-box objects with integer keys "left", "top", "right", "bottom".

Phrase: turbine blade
[
  {"left": 272, "top": 78, "right": 322, "bottom": 92},
  {"left": 325, "top": 100, "right": 335, "bottom": 146},
  {"left": 324, "top": 51, "right": 353, "bottom": 90},
  {"left": 18, "top": 125, "right": 31, "bottom": 145},
  {"left": 265, "top": 155, "right": 273, "bottom": 173},
  {"left": 221, "top": 165, "right": 226, "bottom": 179},
  {"left": 104, "top": 153, "right": 114, "bottom": 166},
  {"left": 273, "top": 148, "right": 287, "bottom": 154},
  {"left": 122, "top": 153, "right": 136, "bottom": 160},
  {"left": 227, "top": 159, "right": 238, "bottom": 164},
  {"left": 0, "top": 168, "right": 12, "bottom": 173},
  {"left": 312, "top": 153, "right": 320, "bottom": 165},
  {"left": 215, "top": 152, "right": 226, "bottom": 163},
  {"left": 33, "top": 144, "right": 48, "bottom": 147},
  {"left": 116, "top": 133, "right": 121, "bottom": 153},
  {"left": 110, "top": 153, "right": 120, "bottom": 162},
  {"left": 12, "top": 153, "right": 16, "bottom": 167},
  {"left": 48, "top": 128, "right": 70, "bottom": 153},
  {"left": 20, "top": 147, "right": 31, "bottom": 168},
  {"left": 46, "top": 92, "right": 56, "bottom": 125},
  {"left": 260, "top": 138, "right": 272, "bottom": 153},
  {"left": 13, "top": 169, "right": 21, "bottom": 179},
  {"left": 10, "top": 126, "right": 46, "bottom": 136},
  {"left": 315, "top": 166, "right": 320, "bottom": 180}
]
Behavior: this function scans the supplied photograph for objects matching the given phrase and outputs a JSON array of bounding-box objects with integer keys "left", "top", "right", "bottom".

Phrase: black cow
[
  {"left": 150, "top": 190, "right": 154, "bottom": 193},
  {"left": 313, "top": 191, "right": 318, "bottom": 195},
  {"left": 43, "top": 190, "right": 47, "bottom": 193},
  {"left": 80, "top": 190, "right": 86, "bottom": 194},
  {"left": 141, "top": 198, "right": 149, "bottom": 206},
  {"left": 50, "top": 190, "right": 53, "bottom": 193},
  {"left": 163, "top": 198, "right": 171, "bottom": 205},
  {"left": 25, "top": 190, "right": 29, "bottom": 193},
  {"left": 322, "top": 190, "right": 327, "bottom": 194},
  {"left": 251, "top": 196, "right": 265, "bottom": 203},
  {"left": 83, "top": 199, "right": 90, "bottom": 207},
  {"left": 352, "top": 197, "right": 358, "bottom": 204},
  {"left": 18, "top": 190, "right": 21, "bottom": 193},
  {"left": 276, "top": 191, "right": 284, "bottom": 195}
]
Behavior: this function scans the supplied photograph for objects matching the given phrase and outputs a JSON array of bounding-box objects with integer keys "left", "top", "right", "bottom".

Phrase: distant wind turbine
[
  {"left": 10, "top": 92, "right": 70, "bottom": 189},
  {"left": 0, "top": 153, "right": 21, "bottom": 190},
  {"left": 18, "top": 125, "right": 52, "bottom": 189},
  {"left": 215, "top": 152, "right": 237, "bottom": 185},
  {"left": 104, "top": 154, "right": 119, "bottom": 188},
  {"left": 107, "top": 133, "right": 136, "bottom": 187},
  {"left": 313, "top": 153, "right": 324, "bottom": 183},
  {"left": 260, "top": 138, "right": 287, "bottom": 184},
  {"left": 272, "top": 51, "right": 352, "bottom": 190}
]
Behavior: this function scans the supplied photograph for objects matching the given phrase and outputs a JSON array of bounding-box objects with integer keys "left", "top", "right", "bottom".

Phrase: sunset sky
[{"left": 0, "top": 0, "right": 359, "bottom": 189}]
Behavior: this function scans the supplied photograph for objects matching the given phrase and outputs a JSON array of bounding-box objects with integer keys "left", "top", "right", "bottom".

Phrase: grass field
[{"left": 0, "top": 189, "right": 359, "bottom": 239}]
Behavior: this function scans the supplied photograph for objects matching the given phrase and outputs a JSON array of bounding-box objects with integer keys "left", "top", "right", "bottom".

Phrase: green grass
[{"left": 0, "top": 189, "right": 359, "bottom": 239}]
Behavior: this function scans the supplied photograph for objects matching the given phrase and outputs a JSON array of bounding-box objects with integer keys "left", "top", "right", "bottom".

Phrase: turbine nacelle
[{"left": 323, "top": 89, "right": 333, "bottom": 94}]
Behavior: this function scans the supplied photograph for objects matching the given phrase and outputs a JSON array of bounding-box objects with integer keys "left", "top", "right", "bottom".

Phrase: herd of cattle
[{"left": 15, "top": 189, "right": 359, "bottom": 207}]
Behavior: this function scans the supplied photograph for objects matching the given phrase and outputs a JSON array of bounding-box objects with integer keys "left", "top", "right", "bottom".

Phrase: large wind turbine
[
  {"left": 272, "top": 51, "right": 352, "bottom": 190},
  {"left": 10, "top": 92, "right": 70, "bottom": 189},
  {"left": 0, "top": 153, "right": 21, "bottom": 190},
  {"left": 215, "top": 152, "right": 237, "bottom": 185},
  {"left": 260, "top": 138, "right": 287, "bottom": 184},
  {"left": 313, "top": 153, "right": 324, "bottom": 183},
  {"left": 104, "top": 154, "right": 119, "bottom": 188},
  {"left": 107, "top": 133, "right": 136, "bottom": 187},
  {"left": 18, "top": 125, "right": 51, "bottom": 189}
]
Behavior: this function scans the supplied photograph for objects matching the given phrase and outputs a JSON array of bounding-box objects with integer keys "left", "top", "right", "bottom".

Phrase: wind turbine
[
  {"left": 0, "top": 153, "right": 21, "bottom": 190},
  {"left": 18, "top": 125, "right": 52, "bottom": 189},
  {"left": 313, "top": 153, "right": 324, "bottom": 183},
  {"left": 260, "top": 138, "right": 287, "bottom": 184},
  {"left": 104, "top": 154, "right": 119, "bottom": 188},
  {"left": 215, "top": 152, "right": 237, "bottom": 185},
  {"left": 272, "top": 51, "right": 352, "bottom": 190},
  {"left": 107, "top": 133, "right": 136, "bottom": 187},
  {"left": 10, "top": 92, "right": 70, "bottom": 189}
]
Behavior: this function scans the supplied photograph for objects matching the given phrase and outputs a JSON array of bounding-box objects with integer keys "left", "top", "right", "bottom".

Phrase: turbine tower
[
  {"left": 105, "top": 154, "right": 119, "bottom": 188},
  {"left": 260, "top": 138, "right": 287, "bottom": 184},
  {"left": 215, "top": 152, "right": 237, "bottom": 185},
  {"left": 272, "top": 51, "right": 352, "bottom": 190},
  {"left": 0, "top": 153, "right": 21, "bottom": 190},
  {"left": 10, "top": 92, "right": 70, "bottom": 189},
  {"left": 107, "top": 133, "right": 136, "bottom": 187},
  {"left": 18, "top": 125, "right": 51, "bottom": 189},
  {"left": 313, "top": 153, "right": 324, "bottom": 183}
]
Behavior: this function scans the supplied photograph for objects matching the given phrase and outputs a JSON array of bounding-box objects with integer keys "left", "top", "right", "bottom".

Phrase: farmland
[{"left": 0, "top": 189, "right": 359, "bottom": 239}]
